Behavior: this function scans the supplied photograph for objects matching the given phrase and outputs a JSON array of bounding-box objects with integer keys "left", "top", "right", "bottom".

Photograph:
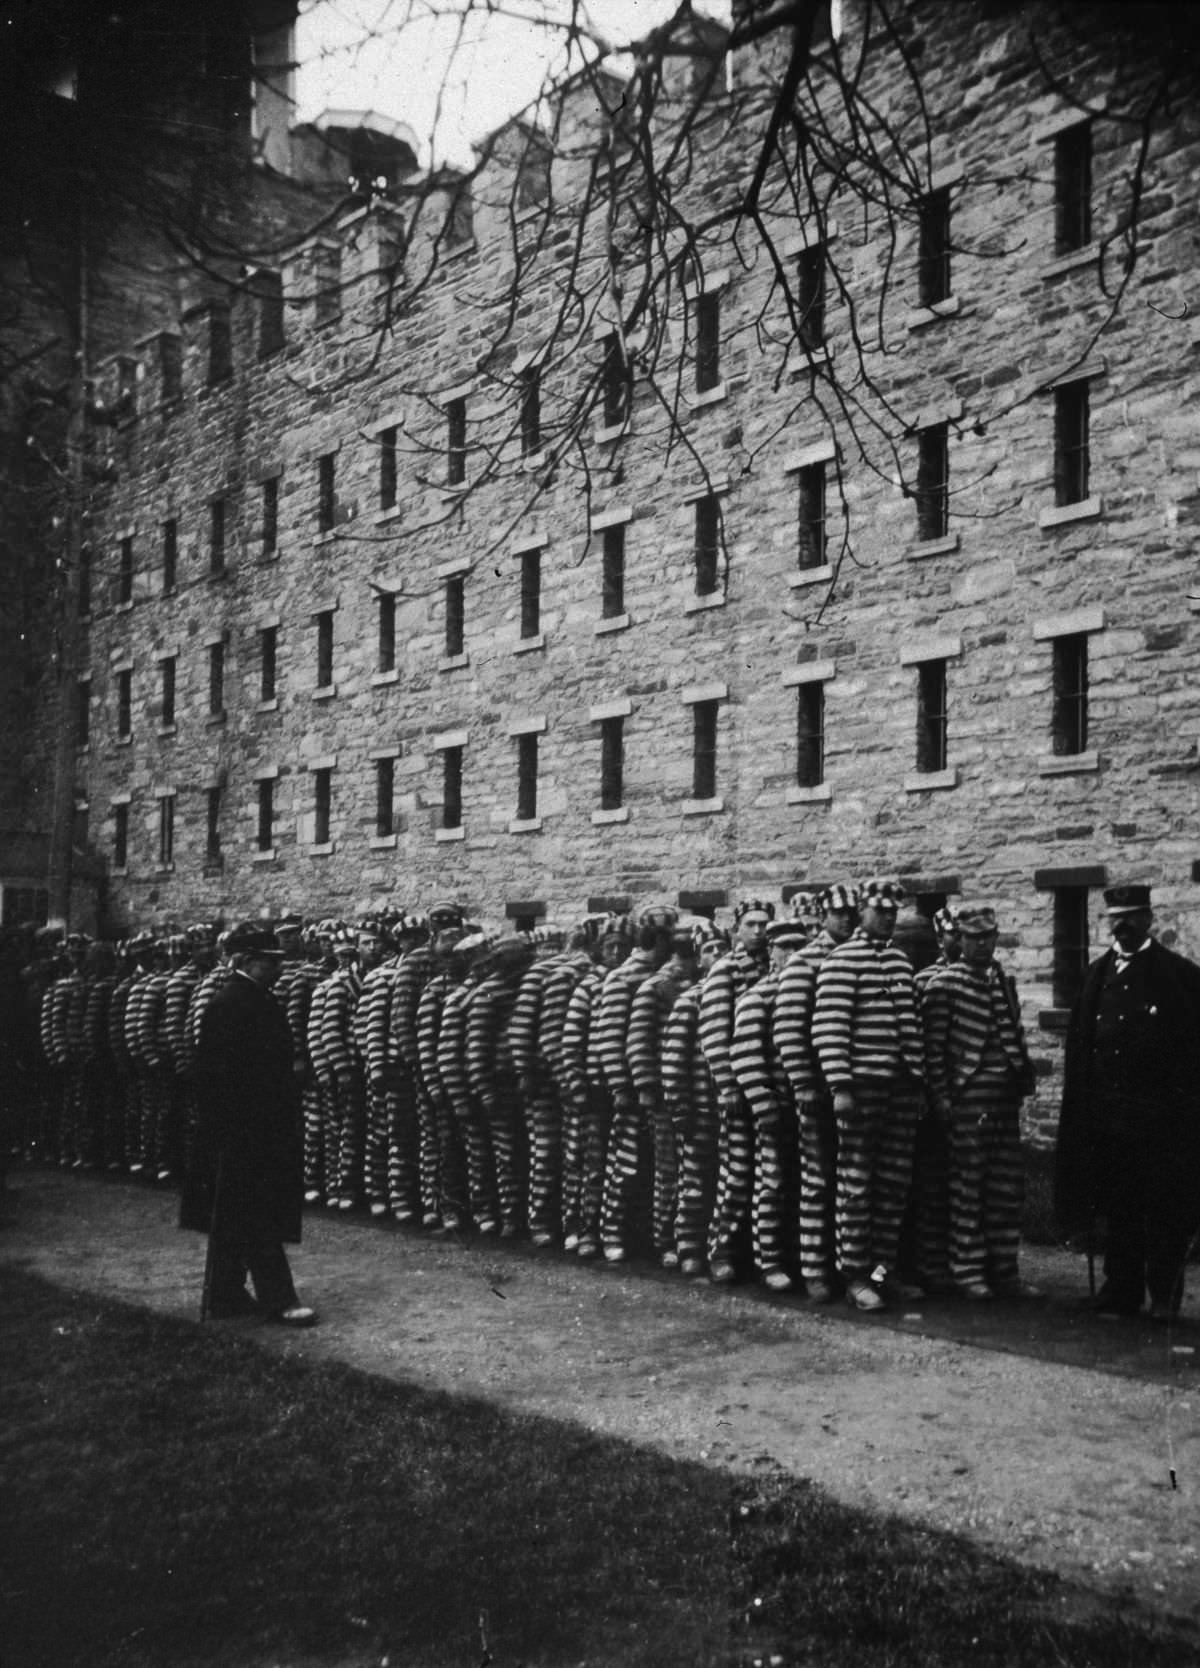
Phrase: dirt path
[{"left": 3, "top": 1168, "right": 1199, "bottom": 1624}]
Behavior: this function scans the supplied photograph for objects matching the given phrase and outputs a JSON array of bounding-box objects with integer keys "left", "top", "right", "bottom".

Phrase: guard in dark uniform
[{"left": 1055, "top": 884, "right": 1200, "bottom": 1322}]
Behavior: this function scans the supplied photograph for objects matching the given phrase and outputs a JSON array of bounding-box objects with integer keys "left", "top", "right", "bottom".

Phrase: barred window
[
  {"left": 260, "top": 626, "right": 277, "bottom": 703},
  {"left": 162, "top": 519, "right": 178, "bottom": 593},
  {"left": 520, "top": 548, "right": 541, "bottom": 639},
  {"left": 1054, "top": 382, "right": 1089, "bottom": 506},
  {"left": 377, "top": 592, "right": 396, "bottom": 672},
  {"left": 1055, "top": 122, "right": 1092, "bottom": 254},
  {"left": 694, "top": 290, "right": 721, "bottom": 393},
  {"left": 315, "top": 610, "right": 334, "bottom": 689},
  {"left": 1051, "top": 633, "right": 1088, "bottom": 756},
  {"left": 601, "top": 524, "right": 626, "bottom": 618},
  {"left": 261, "top": 477, "right": 278, "bottom": 558},
  {"left": 520, "top": 365, "right": 541, "bottom": 456},
  {"left": 159, "top": 656, "right": 176, "bottom": 729},
  {"left": 446, "top": 397, "right": 467, "bottom": 486},
  {"left": 797, "top": 463, "right": 827, "bottom": 570},
  {"left": 116, "top": 669, "right": 132, "bottom": 739},
  {"left": 205, "top": 785, "right": 222, "bottom": 863},
  {"left": 796, "top": 682, "right": 825, "bottom": 788},
  {"left": 317, "top": 453, "right": 336, "bottom": 534},
  {"left": 379, "top": 426, "right": 398, "bottom": 511},
  {"left": 256, "top": 779, "right": 274, "bottom": 851},
  {"left": 158, "top": 796, "right": 175, "bottom": 870},
  {"left": 444, "top": 575, "right": 465, "bottom": 658},
  {"left": 1052, "top": 886, "right": 1090, "bottom": 1009},
  {"left": 313, "top": 768, "right": 332, "bottom": 845},
  {"left": 918, "top": 187, "right": 951, "bottom": 306},
  {"left": 516, "top": 732, "right": 538, "bottom": 821},
  {"left": 375, "top": 757, "right": 395, "bottom": 838},
  {"left": 601, "top": 332, "right": 630, "bottom": 428},
  {"left": 916, "top": 659, "right": 948, "bottom": 773},
  {"left": 442, "top": 746, "right": 463, "bottom": 830},
  {"left": 600, "top": 716, "right": 624, "bottom": 810},
  {"left": 117, "top": 536, "right": 134, "bottom": 606},
  {"left": 694, "top": 495, "right": 720, "bottom": 596},
  {"left": 114, "top": 802, "right": 129, "bottom": 868},
  {"left": 916, "top": 423, "right": 949, "bottom": 541},
  {"left": 797, "top": 244, "right": 826, "bottom": 349},
  {"left": 692, "top": 701, "right": 718, "bottom": 799},
  {"left": 210, "top": 498, "right": 226, "bottom": 575}
]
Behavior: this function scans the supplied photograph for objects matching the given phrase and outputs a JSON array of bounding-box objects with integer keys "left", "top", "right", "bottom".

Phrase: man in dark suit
[
  {"left": 180, "top": 923, "right": 316, "bottom": 1326},
  {"left": 1055, "top": 884, "right": 1200, "bottom": 1322}
]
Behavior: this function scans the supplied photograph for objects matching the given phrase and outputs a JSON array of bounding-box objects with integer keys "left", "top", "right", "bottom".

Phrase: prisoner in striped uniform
[
  {"left": 627, "top": 923, "right": 702, "bottom": 1266},
  {"left": 107, "top": 945, "right": 142, "bottom": 1170},
  {"left": 389, "top": 905, "right": 461, "bottom": 1227},
  {"left": 773, "top": 886, "right": 860, "bottom": 1302},
  {"left": 40, "top": 934, "right": 91, "bottom": 1167},
  {"left": 909, "top": 906, "right": 962, "bottom": 1293},
  {"left": 507, "top": 927, "right": 569, "bottom": 1246},
  {"left": 353, "top": 919, "right": 403, "bottom": 1219},
  {"left": 554, "top": 945, "right": 609, "bottom": 1256},
  {"left": 124, "top": 936, "right": 172, "bottom": 1179},
  {"left": 812, "top": 879, "right": 925, "bottom": 1312},
  {"left": 436, "top": 934, "right": 495, "bottom": 1230},
  {"left": 700, "top": 900, "right": 773, "bottom": 1283},
  {"left": 594, "top": 913, "right": 674, "bottom": 1262},
  {"left": 277, "top": 926, "right": 330, "bottom": 1203},
  {"left": 731, "top": 917, "right": 811, "bottom": 1291},
  {"left": 162, "top": 924, "right": 216, "bottom": 1181},
  {"left": 465, "top": 937, "right": 535, "bottom": 1237},
  {"left": 311, "top": 932, "right": 364, "bottom": 1209},
  {"left": 921, "top": 905, "right": 1037, "bottom": 1299},
  {"left": 415, "top": 926, "right": 475, "bottom": 1230},
  {"left": 81, "top": 941, "right": 120, "bottom": 1168},
  {"left": 662, "top": 927, "right": 726, "bottom": 1276}
]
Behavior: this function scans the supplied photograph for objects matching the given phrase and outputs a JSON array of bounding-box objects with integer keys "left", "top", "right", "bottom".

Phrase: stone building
[{"left": 16, "top": 0, "right": 1200, "bottom": 1139}]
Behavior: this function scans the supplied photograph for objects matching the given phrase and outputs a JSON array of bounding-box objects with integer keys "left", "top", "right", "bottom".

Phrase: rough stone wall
[{"left": 73, "top": 1, "right": 1200, "bottom": 1140}]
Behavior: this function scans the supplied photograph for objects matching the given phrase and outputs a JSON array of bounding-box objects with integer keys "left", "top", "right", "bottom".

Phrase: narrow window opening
[
  {"left": 375, "top": 757, "right": 395, "bottom": 837},
  {"left": 520, "top": 548, "right": 541, "bottom": 638},
  {"left": 694, "top": 495, "right": 721, "bottom": 596},
  {"left": 317, "top": 452, "right": 336, "bottom": 534},
  {"left": 207, "top": 304, "right": 231, "bottom": 386},
  {"left": 695, "top": 290, "right": 721, "bottom": 393},
  {"left": 205, "top": 785, "right": 222, "bottom": 863},
  {"left": 601, "top": 332, "right": 629, "bottom": 428},
  {"left": 442, "top": 746, "right": 463, "bottom": 830},
  {"left": 160, "top": 657, "right": 176, "bottom": 728},
  {"left": 162, "top": 519, "right": 177, "bottom": 593},
  {"left": 158, "top": 797, "right": 175, "bottom": 869},
  {"left": 1055, "top": 122, "right": 1092, "bottom": 254},
  {"left": 208, "top": 641, "right": 225, "bottom": 716},
  {"left": 260, "top": 626, "right": 277, "bottom": 702},
  {"left": 918, "top": 187, "right": 952, "bottom": 305},
  {"left": 376, "top": 592, "right": 397, "bottom": 672},
  {"left": 1051, "top": 633, "right": 1088, "bottom": 756},
  {"left": 916, "top": 423, "right": 949, "bottom": 541},
  {"left": 316, "top": 610, "right": 334, "bottom": 689},
  {"left": 600, "top": 715, "right": 624, "bottom": 810},
  {"left": 444, "top": 575, "right": 465, "bottom": 657},
  {"left": 116, "top": 669, "right": 132, "bottom": 739},
  {"left": 692, "top": 700, "right": 718, "bottom": 799},
  {"left": 797, "top": 463, "right": 827, "bottom": 569},
  {"left": 209, "top": 498, "right": 226, "bottom": 576},
  {"left": 520, "top": 365, "right": 541, "bottom": 456},
  {"left": 446, "top": 397, "right": 467, "bottom": 486},
  {"left": 256, "top": 779, "right": 274, "bottom": 851},
  {"left": 313, "top": 768, "right": 332, "bottom": 845},
  {"left": 379, "top": 426, "right": 398, "bottom": 511},
  {"left": 601, "top": 523, "right": 626, "bottom": 617},
  {"left": 796, "top": 683, "right": 825, "bottom": 787},
  {"left": 117, "top": 536, "right": 134, "bottom": 605},
  {"left": 255, "top": 269, "right": 285, "bottom": 358},
  {"left": 78, "top": 547, "right": 91, "bottom": 617},
  {"left": 114, "top": 802, "right": 129, "bottom": 868},
  {"left": 797, "top": 244, "right": 826, "bottom": 349},
  {"left": 1054, "top": 382, "right": 1089, "bottom": 506},
  {"left": 516, "top": 732, "right": 539, "bottom": 821},
  {"left": 261, "top": 476, "right": 278, "bottom": 558},
  {"left": 76, "top": 680, "right": 90, "bottom": 748},
  {"left": 1052, "top": 886, "right": 1090, "bottom": 1009},
  {"left": 159, "top": 334, "right": 182, "bottom": 405},
  {"left": 916, "top": 659, "right": 948, "bottom": 773}
]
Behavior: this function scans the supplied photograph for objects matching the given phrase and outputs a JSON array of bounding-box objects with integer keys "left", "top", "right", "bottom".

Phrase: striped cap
[
  {"left": 861, "top": 878, "right": 905, "bottom": 909},
  {"left": 932, "top": 904, "right": 961, "bottom": 940},
  {"left": 733, "top": 898, "right": 776, "bottom": 924},
  {"left": 818, "top": 883, "right": 860, "bottom": 914},
  {"left": 957, "top": 906, "right": 998, "bottom": 936}
]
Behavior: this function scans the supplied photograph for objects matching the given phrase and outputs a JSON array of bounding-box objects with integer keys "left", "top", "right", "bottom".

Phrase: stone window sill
[
  {"left": 371, "top": 668, "right": 399, "bottom": 686},
  {"left": 1188, "top": 594, "right": 1200, "bottom": 616},
  {"left": 114, "top": 600, "right": 134, "bottom": 615},
  {"left": 685, "top": 591, "right": 726, "bottom": 614},
  {"left": 1040, "top": 243, "right": 1101, "bottom": 280},
  {"left": 257, "top": 698, "right": 279, "bottom": 713},
  {"left": 787, "top": 783, "right": 832, "bottom": 804},
  {"left": 790, "top": 564, "right": 834, "bottom": 589},
  {"left": 591, "top": 807, "right": 630, "bottom": 825},
  {"left": 370, "top": 833, "right": 397, "bottom": 850},
  {"left": 905, "top": 296, "right": 961, "bottom": 331},
  {"left": 115, "top": 734, "right": 132, "bottom": 747},
  {"left": 907, "top": 533, "right": 961, "bottom": 561},
  {"left": 595, "top": 612, "right": 631, "bottom": 635},
  {"left": 1039, "top": 497, "right": 1102, "bottom": 530},
  {"left": 374, "top": 506, "right": 402, "bottom": 525},
  {"left": 312, "top": 685, "right": 338, "bottom": 702},
  {"left": 155, "top": 865, "right": 175, "bottom": 876},
  {"left": 207, "top": 710, "right": 227, "bottom": 726},
  {"left": 313, "top": 531, "right": 339, "bottom": 548},
  {"left": 1038, "top": 750, "right": 1100, "bottom": 777},
  {"left": 257, "top": 549, "right": 280, "bottom": 565},
  {"left": 789, "top": 345, "right": 833, "bottom": 375},
  {"left": 441, "top": 483, "right": 469, "bottom": 503},
  {"left": 521, "top": 450, "right": 548, "bottom": 471},
  {"left": 436, "top": 826, "right": 466, "bottom": 843},
  {"left": 111, "top": 865, "right": 128, "bottom": 877},
  {"left": 252, "top": 848, "right": 277, "bottom": 864},
  {"left": 514, "top": 633, "right": 546, "bottom": 655},
  {"left": 593, "top": 420, "right": 632, "bottom": 445},
  {"left": 688, "top": 382, "right": 727, "bottom": 410},
  {"left": 508, "top": 817, "right": 543, "bottom": 834},
  {"left": 439, "top": 653, "right": 469, "bottom": 672},
  {"left": 903, "top": 767, "right": 960, "bottom": 793},
  {"left": 203, "top": 855, "right": 224, "bottom": 874},
  {"left": 157, "top": 724, "right": 177, "bottom": 738},
  {"left": 309, "top": 842, "right": 335, "bottom": 857},
  {"left": 683, "top": 797, "right": 725, "bottom": 816}
]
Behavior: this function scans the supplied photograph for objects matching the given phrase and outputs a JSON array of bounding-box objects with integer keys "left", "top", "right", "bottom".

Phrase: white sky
[{"left": 295, "top": 0, "right": 723, "bottom": 167}]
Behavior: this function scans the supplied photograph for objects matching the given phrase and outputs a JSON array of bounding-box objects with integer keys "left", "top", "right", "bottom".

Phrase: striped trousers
[
  {"left": 835, "top": 1077, "right": 921, "bottom": 1279},
  {"left": 707, "top": 1089, "right": 755, "bottom": 1269},
  {"left": 364, "top": 1079, "right": 392, "bottom": 1211},
  {"left": 672, "top": 1089, "right": 719, "bottom": 1269},
  {"left": 524, "top": 1070, "right": 562, "bottom": 1241},
  {"left": 946, "top": 1076, "right": 1022, "bottom": 1288},
  {"left": 797, "top": 1092, "right": 837, "bottom": 1285},
  {"left": 750, "top": 1086, "right": 800, "bottom": 1278},
  {"left": 302, "top": 1079, "right": 329, "bottom": 1199},
  {"left": 412, "top": 1072, "right": 441, "bottom": 1226},
  {"left": 574, "top": 1084, "right": 614, "bottom": 1255}
]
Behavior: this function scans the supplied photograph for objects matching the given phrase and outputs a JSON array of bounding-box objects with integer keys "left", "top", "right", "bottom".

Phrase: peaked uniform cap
[
  {"left": 638, "top": 904, "right": 679, "bottom": 930},
  {"left": 225, "top": 922, "right": 284, "bottom": 957},
  {"left": 1103, "top": 884, "right": 1152, "bottom": 914}
]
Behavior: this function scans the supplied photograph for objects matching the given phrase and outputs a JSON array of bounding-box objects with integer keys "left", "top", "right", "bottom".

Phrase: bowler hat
[{"left": 225, "top": 922, "right": 284, "bottom": 958}]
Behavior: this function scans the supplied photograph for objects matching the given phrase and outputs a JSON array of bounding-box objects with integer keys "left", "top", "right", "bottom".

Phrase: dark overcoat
[
  {"left": 1053, "top": 938, "right": 1200, "bottom": 1233},
  {"left": 179, "top": 970, "right": 303, "bottom": 1244}
]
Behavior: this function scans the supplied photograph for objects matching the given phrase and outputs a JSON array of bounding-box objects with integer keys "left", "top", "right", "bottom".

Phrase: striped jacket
[
  {"left": 83, "top": 974, "right": 117, "bottom": 1065},
  {"left": 812, "top": 930, "right": 925, "bottom": 1090},
  {"left": 507, "top": 955, "right": 563, "bottom": 1082},
  {"left": 107, "top": 974, "right": 138, "bottom": 1075},
  {"left": 589, "top": 949, "right": 659, "bottom": 1105},
  {"left": 659, "top": 984, "right": 712, "bottom": 1118},
  {"left": 465, "top": 967, "right": 525, "bottom": 1104},
  {"left": 41, "top": 973, "right": 89, "bottom": 1068},
  {"left": 557, "top": 968, "right": 603, "bottom": 1104},
  {"left": 277, "top": 960, "right": 326, "bottom": 1071},
  {"left": 627, "top": 960, "right": 695, "bottom": 1101},
  {"left": 163, "top": 964, "right": 202, "bottom": 1076},
  {"left": 125, "top": 970, "right": 170, "bottom": 1071},
  {"left": 354, "top": 959, "right": 403, "bottom": 1084},
  {"left": 773, "top": 930, "right": 840, "bottom": 1100},
  {"left": 416, "top": 972, "right": 453, "bottom": 1106},
  {"left": 537, "top": 950, "right": 594, "bottom": 1078},
  {"left": 730, "top": 969, "right": 789, "bottom": 1115},
  {"left": 698, "top": 944, "right": 766, "bottom": 1099},
  {"left": 922, "top": 960, "right": 1030, "bottom": 1109},
  {"left": 436, "top": 978, "right": 478, "bottom": 1115},
  {"left": 183, "top": 964, "right": 232, "bottom": 1070},
  {"left": 388, "top": 947, "right": 436, "bottom": 1075},
  {"left": 309, "top": 965, "right": 362, "bottom": 1084}
]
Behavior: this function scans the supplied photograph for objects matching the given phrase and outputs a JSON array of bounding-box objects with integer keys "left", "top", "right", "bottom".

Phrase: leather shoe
[{"left": 270, "top": 1305, "right": 317, "bottom": 1328}]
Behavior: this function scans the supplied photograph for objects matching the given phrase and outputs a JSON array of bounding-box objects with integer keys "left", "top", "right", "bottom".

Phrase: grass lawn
[{"left": 2, "top": 1265, "right": 1197, "bottom": 1668}]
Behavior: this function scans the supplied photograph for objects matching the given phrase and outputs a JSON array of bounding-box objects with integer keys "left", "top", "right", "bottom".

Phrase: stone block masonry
[{"left": 71, "top": 1, "right": 1200, "bottom": 1140}]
